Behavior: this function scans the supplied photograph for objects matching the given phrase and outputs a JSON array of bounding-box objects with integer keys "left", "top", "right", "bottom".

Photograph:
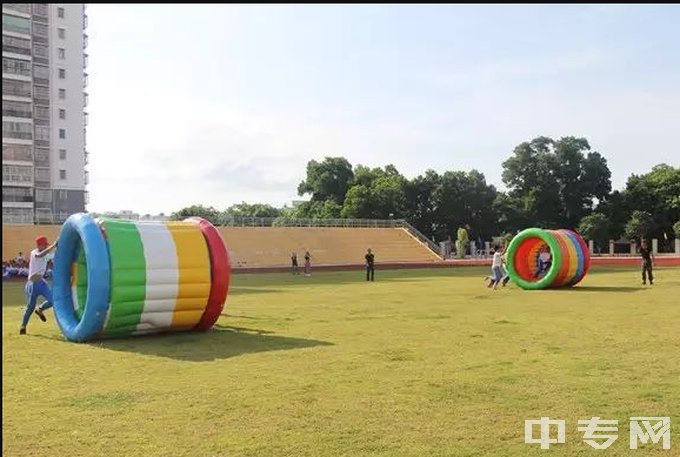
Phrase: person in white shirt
[
  {"left": 483, "top": 246, "right": 504, "bottom": 290},
  {"left": 20, "top": 235, "right": 58, "bottom": 335}
]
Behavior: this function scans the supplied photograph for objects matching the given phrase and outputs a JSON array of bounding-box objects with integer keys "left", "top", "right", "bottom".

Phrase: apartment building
[{"left": 3, "top": 3, "right": 88, "bottom": 224}]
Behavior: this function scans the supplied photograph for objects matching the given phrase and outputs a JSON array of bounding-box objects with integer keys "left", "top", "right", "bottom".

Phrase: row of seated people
[{"left": 2, "top": 256, "right": 53, "bottom": 280}]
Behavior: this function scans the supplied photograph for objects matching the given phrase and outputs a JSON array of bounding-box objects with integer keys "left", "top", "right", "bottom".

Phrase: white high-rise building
[{"left": 3, "top": 3, "right": 88, "bottom": 224}]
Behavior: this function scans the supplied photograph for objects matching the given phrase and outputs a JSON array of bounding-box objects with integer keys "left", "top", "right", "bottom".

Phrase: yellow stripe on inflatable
[{"left": 165, "top": 222, "right": 211, "bottom": 330}]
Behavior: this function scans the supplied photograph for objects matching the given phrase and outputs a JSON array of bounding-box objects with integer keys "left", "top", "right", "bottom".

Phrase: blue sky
[{"left": 86, "top": 4, "right": 680, "bottom": 214}]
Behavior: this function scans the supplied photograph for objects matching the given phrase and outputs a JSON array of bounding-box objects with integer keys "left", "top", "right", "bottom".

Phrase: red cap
[{"left": 35, "top": 236, "right": 48, "bottom": 245}]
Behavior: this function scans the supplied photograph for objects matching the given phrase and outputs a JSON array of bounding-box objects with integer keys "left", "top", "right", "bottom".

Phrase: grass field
[{"left": 3, "top": 266, "right": 679, "bottom": 457}]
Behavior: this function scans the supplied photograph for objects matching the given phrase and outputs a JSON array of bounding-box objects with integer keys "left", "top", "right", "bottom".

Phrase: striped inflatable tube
[
  {"left": 52, "top": 213, "right": 230, "bottom": 342},
  {"left": 505, "top": 228, "right": 590, "bottom": 290}
]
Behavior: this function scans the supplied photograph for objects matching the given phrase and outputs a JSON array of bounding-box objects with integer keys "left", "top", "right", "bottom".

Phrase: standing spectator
[
  {"left": 640, "top": 239, "right": 655, "bottom": 285},
  {"left": 20, "top": 236, "right": 58, "bottom": 335},
  {"left": 16, "top": 252, "right": 24, "bottom": 263},
  {"left": 291, "top": 252, "right": 299, "bottom": 275},
  {"left": 304, "top": 251, "right": 312, "bottom": 276},
  {"left": 365, "top": 248, "right": 375, "bottom": 282}
]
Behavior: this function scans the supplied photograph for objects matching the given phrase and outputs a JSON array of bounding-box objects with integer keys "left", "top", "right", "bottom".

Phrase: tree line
[{"left": 171, "top": 136, "right": 680, "bottom": 250}]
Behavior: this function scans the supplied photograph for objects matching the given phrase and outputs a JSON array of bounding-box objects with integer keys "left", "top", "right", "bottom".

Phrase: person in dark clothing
[
  {"left": 304, "top": 251, "right": 312, "bottom": 276},
  {"left": 291, "top": 252, "right": 299, "bottom": 275},
  {"left": 640, "top": 240, "right": 655, "bottom": 285},
  {"left": 365, "top": 248, "right": 375, "bottom": 281}
]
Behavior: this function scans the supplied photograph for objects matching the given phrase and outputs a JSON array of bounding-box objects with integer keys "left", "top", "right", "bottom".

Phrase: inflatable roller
[
  {"left": 505, "top": 228, "right": 590, "bottom": 290},
  {"left": 52, "top": 213, "right": 230, "bottom": 342}
]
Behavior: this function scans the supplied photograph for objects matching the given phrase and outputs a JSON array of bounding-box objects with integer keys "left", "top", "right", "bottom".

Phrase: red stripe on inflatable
[
  {"left": 515, "top": 238, "right": 540, "bottom": 281},
  {"left": 184, "top": 217, "right": 231, "bottom": 331}
]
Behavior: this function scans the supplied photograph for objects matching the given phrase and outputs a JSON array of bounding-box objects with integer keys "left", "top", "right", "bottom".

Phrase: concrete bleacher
[
  {"left": 218, "top": 227, "right": 440, "bottom": 267},
  {"left": 3, "top": 225, "right": 440, "bottom": 268}
]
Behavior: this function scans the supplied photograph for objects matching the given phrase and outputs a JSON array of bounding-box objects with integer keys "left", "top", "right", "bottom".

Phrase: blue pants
[
  {"left": 490, "top": 266, "right": 503, "bottom": 286},
  {"left": 22, "top": 279, "right": 53, "bottom": 328}
]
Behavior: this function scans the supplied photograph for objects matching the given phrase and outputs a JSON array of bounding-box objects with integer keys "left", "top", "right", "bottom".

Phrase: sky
[{"left": 85, "top": 4, "right": 680, "bottom": 215}]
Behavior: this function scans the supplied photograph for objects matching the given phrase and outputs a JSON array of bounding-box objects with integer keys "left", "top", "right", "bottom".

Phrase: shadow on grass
[
  {"left": 77, "top": 326, "right": 333, "bottom": 362},
  {"left": 567, "top": 286, "right": 645, "bottom": 292}
]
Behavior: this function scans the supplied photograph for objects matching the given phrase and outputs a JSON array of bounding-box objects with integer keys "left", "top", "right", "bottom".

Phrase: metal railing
[{"left": 218, "top": 216, "right": 403, "bottom": 228}]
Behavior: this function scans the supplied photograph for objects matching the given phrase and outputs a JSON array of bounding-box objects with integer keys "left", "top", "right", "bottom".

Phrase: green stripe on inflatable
[
  {"left": 101, "top": 219, "right": 146, "bottom": 336},
  {"left": 75, "top": 239, "right": 88, "bottom": 320},
  {"left": 506, "top": 228, "right": 563, "bottom": 290}
]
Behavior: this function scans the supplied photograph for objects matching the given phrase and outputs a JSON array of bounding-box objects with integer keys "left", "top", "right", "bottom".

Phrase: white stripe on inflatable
[{"left": 135, "top": 222, "right": 178, "bottom": 332}]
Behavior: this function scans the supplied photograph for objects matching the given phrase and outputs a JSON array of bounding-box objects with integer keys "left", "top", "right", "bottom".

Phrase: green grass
[{"left": 3, "top": 266, "right": 679, "bottom": 457}]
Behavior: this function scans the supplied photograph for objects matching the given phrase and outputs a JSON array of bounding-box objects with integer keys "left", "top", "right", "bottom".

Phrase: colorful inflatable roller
[
  {"left": 52, "top": 213, "right": 230, "bottom": 342},
  {"left": 505, "top": 228, "right": 590, "bottom": 290}
]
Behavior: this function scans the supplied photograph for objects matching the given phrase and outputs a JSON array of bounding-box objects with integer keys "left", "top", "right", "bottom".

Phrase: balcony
[
  {"left": 83, "top": 33, "right": 89, "bottom": 49},
  {"left": 2, "top": 36, "right": 31, "bottom": 55},
  {"left": 83, "top": 53, "right": 89, "bottom": 68},
  {"left": 83, "top": 92, "right": 89, "bottom": 108},
  {"left": 3, "top": 4, "right": 31, "bottom": 14},
  {"left": 83, "top": 14, "right": 88, "bottom": 30},
  {"left": 84, "top": 170, "right": 89, "bottom": 185},
  {"left": 83, "top": 72, "right": 89, "bottom": 88},
  {"left": 84, "top": 112, "right": 89, "bottom": 126},
  {"left": 84, "top": 150, "right": 89, "bottom": 165},
  {"left": 31, "top": 3, "right": 47, "bottom": 21}
]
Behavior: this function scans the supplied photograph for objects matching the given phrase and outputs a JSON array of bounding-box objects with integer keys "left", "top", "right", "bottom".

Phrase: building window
[
  {"left": 3, "top": 144, "right": 33, "bottom": 162},
  {"left": 2, "top": 58, "right": 32, "bottom": 77},
  {"left": 35, "top": 167, "right": 50, "bottom": 181},
  {"left": 33, "top": 43, "right": 49, "bottom": 58},
  {"left": 59, "top": 128, "right": 66, "bottom": 139},
  {"left": 34, "top": 85, "right": 49, "bottom": 100},
  {"left": 3, "top": 79, "right": 31, "bottom": 97},
  {"left": 34, "top": 125, "right": 50, "bottom": 141},
  {"left": 2, "top": 164, "right": 34, "bottom": 184},
  {"left": 58, "top": 48, "right": 65, "bottom": 59},
  {"left": 34, "top": 105, "right": 50, "bottom": 120},
  {"left": 59, "top": 109, "right": 66, "bottom": 119},
  {"left": 2, "top": 121, "right": 33, "bottom": 140},
  {"left": 59, "top": 68, "right": 66, "bottom": 79},
  {"left": 2, "top": 35, "right": 31, "bottom": 55},
  {"left": 59, "top": 169, "right": 67, "bottom": 180},
  {"left": 2, "top": 14, "right": 31, "bottom": 34},
  {"left": 59, "top": 88, "right": 66, "bottom": 99},
  {"left": 33, "top": 23, "right": 48, "bottom": 37},
  {"left": 59, "top": 149, "right": 67, "bottom": 160},
  {"left": 58, "top": 28, "right": 66, "bottom": 39},
  {"left": 2, "top": 100, "right": 32, "bottom": 118},
  {"left": 33, "top": 64, "right": 49, "bottom": 79},
  {"left": 58, "top": 7, "right": 65, "bottom": 18}
]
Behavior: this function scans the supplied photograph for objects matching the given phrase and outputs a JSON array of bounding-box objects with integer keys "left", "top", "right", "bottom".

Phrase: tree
[
  {"left": 624, "top": 164, "right": 680, "bottom": 242},
  {"left": 674, "top": 220, "right": 680, "bottom": 238},
  {"left": 624, "top": 210, "right": 656, "bottom": 241},
  {"left": 501, "top": 136, "right": 612, "bottom": 228},
  {"left": 432, "top": 170, "right": 498, "bottom": 242},
  {"left": 297, "top": 157, "right": 354, "bottom": 205},
  {"left": 290, "top": 200, "right": 343, "bottom": 219},
  {"left": 341, "top": 173, "right": 408, "bottom": 219},
  {"left": 224, "top": 202, "right": 282, "bottom": 218},
  {"left": 404, "top": 170, "right": 441, "bottom": 239},
  {"left": 577, "top": 213, "right": 610, "bottom": 252},
  {"left": 170, "top": 205, "right": 222, "bottom": 225},
  {"left": 594, "top": 190, "right": 628, "bottom": 241},
  {"left": 340, "top": 164, "right": 408, "bottom": 219}
]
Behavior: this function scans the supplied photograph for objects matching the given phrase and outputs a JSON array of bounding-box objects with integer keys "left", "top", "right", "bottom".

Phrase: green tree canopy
[
  {"left": 577, "top": 213, "right": 610, "bottom": 251},
  {"left": 297, "top": 157, "right": 354, "bottom": 205}
]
